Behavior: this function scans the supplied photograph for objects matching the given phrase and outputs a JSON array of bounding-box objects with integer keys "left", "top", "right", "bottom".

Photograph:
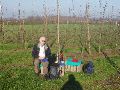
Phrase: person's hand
[
  {"left": 33, "top": 59, "right": 34, "bottom": 65},
  {"left": 39, "top": 57, "right": 45, "bottom": 60},
  {"left": 45, "top": 45, "right": 48, "bottom": 50}
]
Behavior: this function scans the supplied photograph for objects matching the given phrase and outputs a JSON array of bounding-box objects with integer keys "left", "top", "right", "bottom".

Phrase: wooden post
[
  {"left": 68, "top": 65, "right": 71, "bottom": 71},
  {"left": 44, "top": 0, "right": 48, "bottom": 37},
  {"left": 65, "top": 65, "right": 68, "bottom": 72},
  {"left": 0, "top": 4, "right": 3, "bottom": 32},
  {"left": 80, "top": 64, "right": 83, "bottom": 72},
  {"left": 73, "top": 66, "right": 76, "bottom": 72},
  {"left": 18, "top": 3, "right": 25, "bottom": 48},
  {"left": 0, "top": 4, "right": 4, "bottom": 43},
  {"left": 17, "top": 2, "right": 21, "bottom": 48},
  {"left": 99, "top": 0, "right": 102, "bottom": 54},
  {"left": 85, "top": 1, "right": 91, "bottom": 55},
  {"left": 77, "top": 66, "right": 80, "bottom": 72},
  {"left": 57, "top": 0, "right": 60, "bottom": 63},
  {"left": 22, "top": 10, "right": 26, "bottom": 49}
]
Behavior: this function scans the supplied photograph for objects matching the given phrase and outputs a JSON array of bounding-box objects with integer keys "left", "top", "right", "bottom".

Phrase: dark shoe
[
  {"left": 44, "top": 74, "right": 50, "bottom": 80},
  {"left": 39, "top": 74, "right": 44, "bottom": 79},
  {"left": 35, "top": 73, "right": 39, "bottom": 76}
]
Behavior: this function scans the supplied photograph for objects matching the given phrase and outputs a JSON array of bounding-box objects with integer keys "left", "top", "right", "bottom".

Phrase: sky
[{"left": 0, "top": 0, "right": 120, "bottom": 18}]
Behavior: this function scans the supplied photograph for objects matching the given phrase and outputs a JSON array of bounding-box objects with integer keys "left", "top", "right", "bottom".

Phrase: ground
[
  {"left": 0, "top": 44, "right": 120, "bottom": 90},
  {"left": 0, "top": 23, "right": 120, "bottom": 90}
]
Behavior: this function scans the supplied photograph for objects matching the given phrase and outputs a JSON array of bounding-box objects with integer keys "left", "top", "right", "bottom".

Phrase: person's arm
[
  {"left": 32, "top": 44, "right": 39, "bottom": 59},
  {"left": 45, "top": 45, "right": 51, "bottom": 58}
]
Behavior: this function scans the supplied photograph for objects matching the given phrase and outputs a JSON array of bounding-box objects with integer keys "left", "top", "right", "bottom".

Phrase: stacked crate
[
  {"left": 65, "top": 64, "right": 83, "bottom": 72},
  {"left": 65, "top": 58, "right": 83, "bottom": 72}
]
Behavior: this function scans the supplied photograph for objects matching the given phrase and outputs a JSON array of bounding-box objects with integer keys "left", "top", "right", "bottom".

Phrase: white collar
[{"left": 38, "top": 43, "right": 45, "bottom": 47}]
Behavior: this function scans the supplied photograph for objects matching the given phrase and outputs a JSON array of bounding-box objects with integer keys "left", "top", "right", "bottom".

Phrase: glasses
[{"left": 42, "top": 40, "right": 46, "bottom": 42}]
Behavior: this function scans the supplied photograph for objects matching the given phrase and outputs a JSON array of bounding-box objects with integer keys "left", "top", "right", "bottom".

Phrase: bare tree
[
  {"left": 85, "top": 1, "right": 91, "bottom": 55},
  {"left": 43, "top": 0, "right": 48, "bottom": 37},
  {"left": 18, "top": 3, "right": 25, "bottom": 48},
  {"left": 0, "top": 2, "right": 4, "bottom": 43}
]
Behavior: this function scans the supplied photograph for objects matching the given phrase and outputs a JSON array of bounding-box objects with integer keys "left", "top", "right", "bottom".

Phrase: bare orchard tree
[
  {"left": 0, "top": 3, "right": 5, "bottom": 43},
  {"left": 85, "top": 1, "right": 91, "bottom": 55},
  {"left": 18, "top": 3, "right": 25, "bottom": 48}
]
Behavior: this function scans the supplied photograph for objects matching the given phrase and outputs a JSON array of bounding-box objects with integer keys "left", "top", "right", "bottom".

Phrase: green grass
[
  {"left": 0, "top": 23, "right": 120, "bottom": 90},
  {"left": 0, "top": 46, "right": 120, "bottom": 90}
]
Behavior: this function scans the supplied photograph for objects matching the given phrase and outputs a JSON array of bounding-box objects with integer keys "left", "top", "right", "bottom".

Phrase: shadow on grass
[
  {"left": 101, "top": 50, "right": 120, "bottom": 74},
  {"left": 61, "top": 74, "right": 83, "bottom": 90}
]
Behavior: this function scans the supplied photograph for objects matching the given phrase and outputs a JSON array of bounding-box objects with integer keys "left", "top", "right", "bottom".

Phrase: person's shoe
[
  {"left": 35, "top": 73, "right": 39, "bottom": 76},
  {"left": 44, "top": 74, "right": 50, "bottom": 80}
]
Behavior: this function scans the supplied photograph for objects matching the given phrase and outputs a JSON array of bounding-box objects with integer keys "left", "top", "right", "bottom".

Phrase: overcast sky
[{"left": 1, "top": 0, "right": 120, "bottom": 18}]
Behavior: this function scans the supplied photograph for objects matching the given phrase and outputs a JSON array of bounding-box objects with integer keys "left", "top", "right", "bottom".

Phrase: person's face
[{"left": 39, "top": 37, "right": 46, "bottom": 45}]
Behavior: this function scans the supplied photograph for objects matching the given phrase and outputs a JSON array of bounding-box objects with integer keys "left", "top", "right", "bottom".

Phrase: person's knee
[
  {"left": 34, "top": 65, "right": 38, "bottom": 68},
  {"left": 42, "top": 62, "right": 49, "bottom": 67},
  {"left": 34, "top": 58, "right": 39, "bottom": 66}
]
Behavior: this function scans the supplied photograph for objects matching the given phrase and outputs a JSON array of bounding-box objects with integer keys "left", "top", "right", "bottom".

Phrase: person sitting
[{"left": 32, "top": 36, "right": 51, "bottom": 76}]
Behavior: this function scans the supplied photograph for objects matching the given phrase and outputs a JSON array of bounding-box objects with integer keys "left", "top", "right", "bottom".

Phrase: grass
[
  {"left": 0, "top": 23, "right": 120, "bottom": 90},
  {"left": 0, "top": 44, "right": 120, "bottom": 90}
]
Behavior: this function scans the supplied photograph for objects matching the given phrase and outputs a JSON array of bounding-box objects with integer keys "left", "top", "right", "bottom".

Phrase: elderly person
[{"left": 32, "top": 36, "right": 51, "bottom": 76}]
